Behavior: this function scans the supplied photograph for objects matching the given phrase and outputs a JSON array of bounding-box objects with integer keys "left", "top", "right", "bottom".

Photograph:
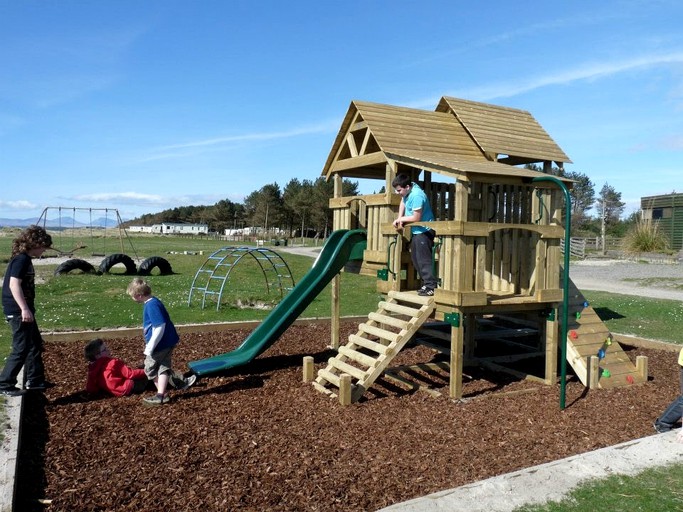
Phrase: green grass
[
  {"left": 622, "top": 276, "right": 683, "bottom": 291},
  {"left": 513, "top": 463, "right": 683, "bottom": 512},
  {"left": 0, "top": 233, "right": 380, "bottom": 359},
  {"left": 583, "top": 290, "right": 683, "bottom": 344}
]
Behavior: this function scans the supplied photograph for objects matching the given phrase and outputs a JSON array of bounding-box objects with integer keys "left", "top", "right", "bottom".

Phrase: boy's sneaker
[
  {"left": 169, "top": 371, "right": 186, "bottom": 389},
  {"left": 142, "top": 393, "right": 170, "bottom": 406},
  {"left": 178, "top": 374, "right": 197, "bottom": 391},
  {"left": 654, "top": 421, "right": 672, "bottom": 434},
  {"left": 25, "top": 381, "right": 56, "bottom": 391},
  {"left": 0, "top": 387, "right": 24, "bottom": 397},
  {"left": 418, "top": 288, "right": 435, "bottom": 296}
]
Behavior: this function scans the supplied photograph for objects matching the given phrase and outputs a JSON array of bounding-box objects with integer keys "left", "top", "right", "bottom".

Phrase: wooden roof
[
  {"left": 321, "top": 97, "right": 572, "bottom": 184},
  {"left": 436, "top": 96, "right": 572, "bottom": 165},
  {"left": 383, "top": 151, "right": 567, "bottom": 184}
]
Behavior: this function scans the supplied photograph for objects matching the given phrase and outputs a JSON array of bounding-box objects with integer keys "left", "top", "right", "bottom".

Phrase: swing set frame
[{"left": 37, "top": 206, "right": 138, "bottom": 260}]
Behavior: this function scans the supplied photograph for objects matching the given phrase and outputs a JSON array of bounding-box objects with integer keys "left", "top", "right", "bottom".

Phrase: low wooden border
[{"left": 42, "top": 316, "right": 368, "bottom": 343}]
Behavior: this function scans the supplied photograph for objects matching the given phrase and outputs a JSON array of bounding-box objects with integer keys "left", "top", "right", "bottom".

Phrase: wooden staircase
[
  {"left": 565, "top": 279, "right": 647, "bottom": 388},
  {"left": 313, "top": 291, "right": 435, "bottom": 403}
]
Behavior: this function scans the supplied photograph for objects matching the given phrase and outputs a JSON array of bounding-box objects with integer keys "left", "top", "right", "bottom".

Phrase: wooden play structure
[{"left": 311, "top": 96, "right": 647, "bottom": 404}]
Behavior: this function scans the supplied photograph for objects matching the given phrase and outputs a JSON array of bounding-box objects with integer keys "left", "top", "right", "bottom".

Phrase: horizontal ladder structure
[
  {"left": 564, "top": 280, "right": 647, "bottom": 389},
  {"left": 188, "top": 247, "right": 295, "bottom": 311},
  {"left": 313, "top": 291, "right": 435, "bottom": 403}
]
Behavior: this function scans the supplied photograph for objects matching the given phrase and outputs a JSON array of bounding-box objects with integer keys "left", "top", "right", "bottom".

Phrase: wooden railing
[
  {"left": 428, "top": 221, "right": 564, "bottom": 306},
  {"left": 329, "top": 193, "right": 401, "bottom": 275}
]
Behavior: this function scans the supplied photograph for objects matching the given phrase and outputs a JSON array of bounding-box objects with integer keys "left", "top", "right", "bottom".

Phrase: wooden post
[
  {"left": 588, "top": 355, "right": 599, "bottom": 389},
  {"left": 302, "top": 356, "right": 314, "bottom": 382},
  {"left": 636, "top": 355, "right": 648, "bottom": 380},
  {"left": 330, "top": 173, "right": 343, "bottom": 349},
  {"left": 545, "top": 310, "right": 559, "bottom": 385},
  {"left": 449, "top": 312, "right": 464, "bottom": 399},
  {"left": 339, "top": 373, "right": 352, "bottom": 406},
  {"left": 464, "top": 313, "right": 476, "bottom": 359},
  {"left": 331, "top": 274, "right": 340, "bottom": 349}
]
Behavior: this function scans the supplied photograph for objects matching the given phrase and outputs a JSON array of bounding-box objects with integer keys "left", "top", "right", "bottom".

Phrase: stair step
[
  {"left": 388, "top": 290, "right": 433, "bottom": 305},
  {"left": 317, "top": 368, "right": 341, "bottom": 387},
  {"left": 348, "top": 334, "right": 391, "bottom": 355},
  {"left": 312, "top": 380, "right": 335, "bottom": 397},
  {"left": 368, "top": 312, "right": 409, "bottom": 330},
  {"left": 358, "top": 323, "right": 399, "bottom": 344},
  {"left": 338, "top": 346, "right": 379, "bottom": 367},
  {"left": 328, "top": 358, "right": 367, "bottom": 381},
  {"left": 378, "top": 301, "right": 421, "bottom": 317}
]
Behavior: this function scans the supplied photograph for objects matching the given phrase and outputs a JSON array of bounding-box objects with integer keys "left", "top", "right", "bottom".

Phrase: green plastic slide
[{"left": 187, "top": 229, "right": 367, "bottom": 376}]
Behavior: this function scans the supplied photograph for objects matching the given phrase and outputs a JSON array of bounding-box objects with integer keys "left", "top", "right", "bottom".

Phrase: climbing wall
[{"left": 565, "top": 280, "right": 647, "bottom": 389}]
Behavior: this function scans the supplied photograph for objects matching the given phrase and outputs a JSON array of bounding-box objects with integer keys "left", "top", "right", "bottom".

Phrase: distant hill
[{"left": 0, "top": 217, "right": 121, "bottom": 229}]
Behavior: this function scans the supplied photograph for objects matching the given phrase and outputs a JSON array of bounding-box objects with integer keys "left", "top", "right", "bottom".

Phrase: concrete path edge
[
  {"left": 0, "top": 370, "right": 22, "bottom": 512},
  {"left": 378, "top": 432, "right": 683, "bottom": 512}
]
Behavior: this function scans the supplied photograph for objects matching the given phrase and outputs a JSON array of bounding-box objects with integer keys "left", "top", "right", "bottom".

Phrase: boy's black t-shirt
[{"left": 2, "top": 253, "right": 35, "bottom": 315}]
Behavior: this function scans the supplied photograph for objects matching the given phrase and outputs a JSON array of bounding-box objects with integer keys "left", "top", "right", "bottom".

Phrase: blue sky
[{"left": 1, "top": 0, "right": 682, "bottom": 222}]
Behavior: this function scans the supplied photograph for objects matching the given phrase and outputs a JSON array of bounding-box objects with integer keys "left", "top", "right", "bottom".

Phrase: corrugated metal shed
[{"left": 641, "top": 193, "right": 683, "bottom": 250}]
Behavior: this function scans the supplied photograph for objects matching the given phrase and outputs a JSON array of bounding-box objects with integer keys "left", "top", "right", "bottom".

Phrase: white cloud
[
  {"left": 68, "top": 191, "right": 235, "bottom": 210},
  {"left": 467, "top": 53, "right": 683, "bottom": 101},
  {"left": 71, "top": 192, "right": 167, "bottom": 205},
  {"left": 138, "top": 120, "right": 340, "bottom": 163},
  {"left": 0, "top": 199, "right": 38, "bottom": 210},
  {"left": 407, "top": 52, "right": 683, "bottom": 109}
]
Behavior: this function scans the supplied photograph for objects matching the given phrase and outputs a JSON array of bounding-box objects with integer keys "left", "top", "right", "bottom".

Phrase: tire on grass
[
  {"left": 138, "top": 256, "right": 173, "bottom": 276},
  {"left": 98, "top": 253, "right": 137, "bottom": 275},
  {"left": 54, "top": 258, "right": 98, "bottom": 276}
]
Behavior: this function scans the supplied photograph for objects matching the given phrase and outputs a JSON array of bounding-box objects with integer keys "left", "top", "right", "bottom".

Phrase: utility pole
[
  {"left": 264, "top": 203, "right": 269, "bottom": 237},
  {"left": 601, "top": 195, "right": 606, "bottom": 255}
]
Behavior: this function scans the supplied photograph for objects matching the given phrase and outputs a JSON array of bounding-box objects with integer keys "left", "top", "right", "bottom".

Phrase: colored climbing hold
[
  {"left": 575, "top": 311, "right": 581, "bottom": 319},
  {"left": 583, "top": 301, "right": 589, "bottom": 308},
  {"left": 597, "top": 348, "right": 606, "bottom": 359},
  {"left": 605, "top": 336, "right": 613, "bottom": 346},
  {"left": 569, "top": 330, "right": 578, "bottom": 339},
  {"left": 602, "top": 369, "right": 611, "bottom": 378},
  {"left": 626, "top": 375, "right": 634, "bottom": 384}
]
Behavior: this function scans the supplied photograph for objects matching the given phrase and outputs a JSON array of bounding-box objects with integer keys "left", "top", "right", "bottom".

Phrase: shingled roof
[
  {"left": 321, "top": 97, "right": 571, "bottom": 184},
  {"left": 436, "top": 96, "right": 572, "bottom": 165}
]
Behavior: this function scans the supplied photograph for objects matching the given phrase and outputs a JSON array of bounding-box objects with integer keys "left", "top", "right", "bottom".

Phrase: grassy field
[
  {"left": 514, "top": 463, "right": 683, "bottom": 512},
  {"left": 583, "top": 290, "right": 683, "bottom": 344},
  {"left": 0, "top": 231, "right": 380, "bottom": 359}
]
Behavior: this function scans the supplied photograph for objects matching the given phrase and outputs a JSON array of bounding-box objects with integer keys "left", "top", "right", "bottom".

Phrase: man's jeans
[
  {"left": 655, "top": 367, "right": 683, "bottom": 430},
  {"left": 0, "top": 316, "right": 45, "bottom": 389}
]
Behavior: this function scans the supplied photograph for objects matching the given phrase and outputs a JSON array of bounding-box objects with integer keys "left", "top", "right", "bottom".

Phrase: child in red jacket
[{"left": 85, "top": 339, "right": 148, "bottom": 397}]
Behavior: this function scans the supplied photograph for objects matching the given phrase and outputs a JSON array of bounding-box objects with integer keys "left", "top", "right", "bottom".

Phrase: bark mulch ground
[{"left": 16, "top": 321, "right": 679, "bottom": 511}]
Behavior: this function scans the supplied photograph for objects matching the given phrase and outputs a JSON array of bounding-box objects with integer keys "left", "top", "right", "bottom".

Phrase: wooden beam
[
  {"left": 330, "top": 152, "right": 387, "bottom": 172},
  {"left": 345, "top": 133, "right": 358, "bottom": 157},
  {"left": 449, "top": 316, "right": 464, "bottom": 399}
]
